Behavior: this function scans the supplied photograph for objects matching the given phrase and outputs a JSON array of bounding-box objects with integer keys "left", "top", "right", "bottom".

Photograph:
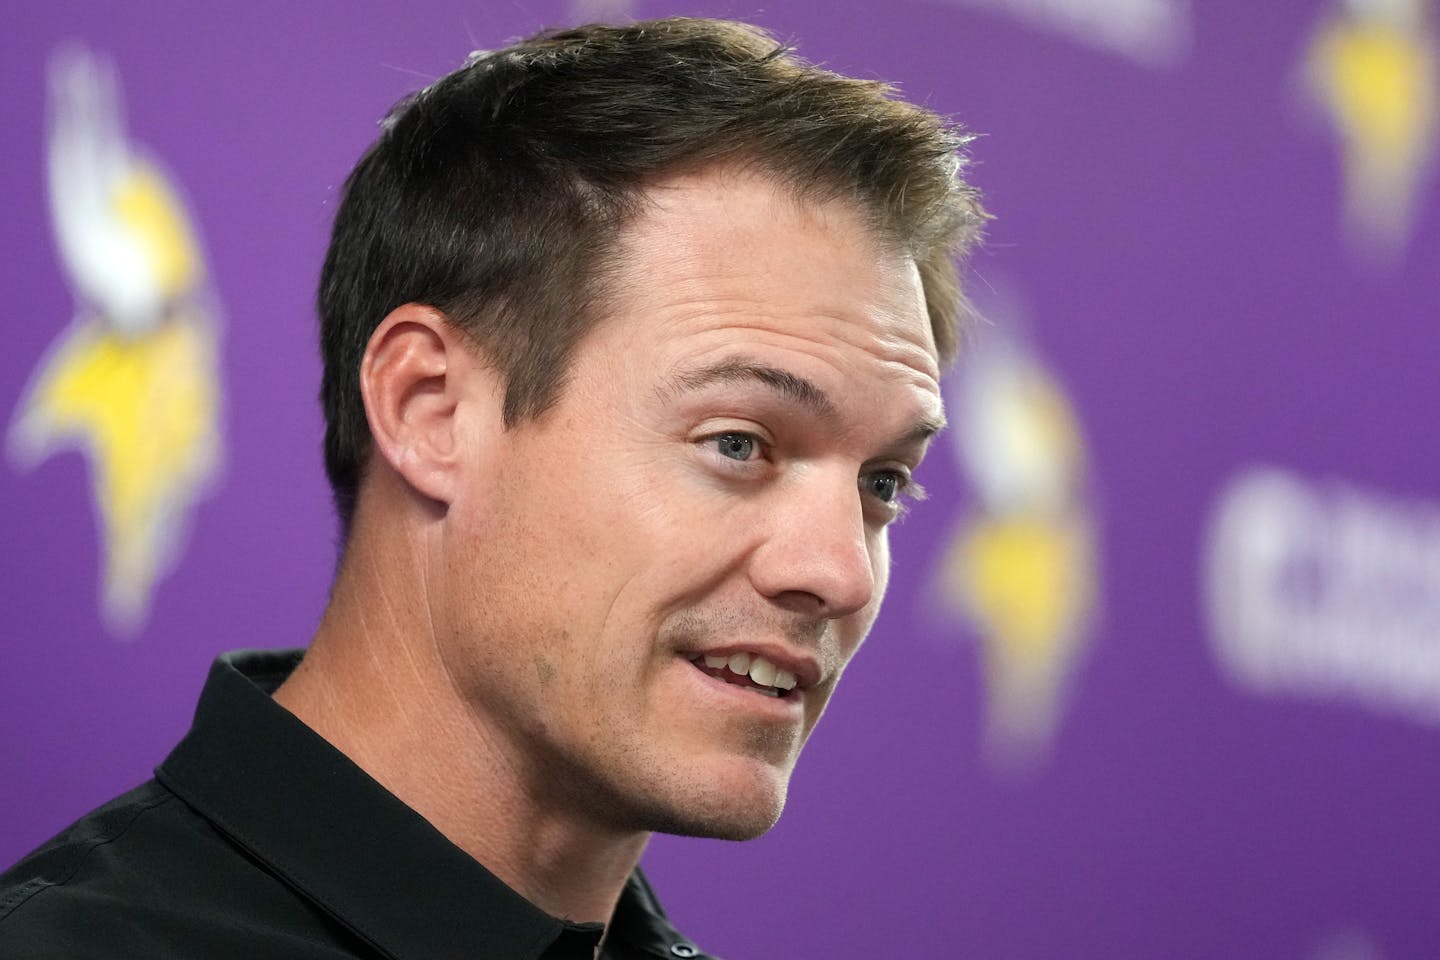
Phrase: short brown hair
[{"left": 318, "top": 17, "right": 985, "bottom": 530}]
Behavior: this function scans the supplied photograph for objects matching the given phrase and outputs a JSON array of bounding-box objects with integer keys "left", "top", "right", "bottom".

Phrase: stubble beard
[
  {"left": 561, "top": 745, "right": 793, "bottom": 842},
  {"left": 516, "top": 605, "right": 829, "bottom": 841},
  {"left": 529, "top": 699, "right": 800, "bottom": 843}
]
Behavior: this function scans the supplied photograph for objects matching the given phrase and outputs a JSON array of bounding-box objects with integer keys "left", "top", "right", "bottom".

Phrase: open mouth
[{"left": 687, "top": 651, "right": 799, "bottom": 699}]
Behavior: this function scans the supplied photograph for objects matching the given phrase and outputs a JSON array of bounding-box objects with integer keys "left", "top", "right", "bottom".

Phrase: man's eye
[
  {"left": 865, "top": 471, "right": 904, "bottom": 504},
  {"left": 713, "top": 432, "right": 759, "bottom": 461}
]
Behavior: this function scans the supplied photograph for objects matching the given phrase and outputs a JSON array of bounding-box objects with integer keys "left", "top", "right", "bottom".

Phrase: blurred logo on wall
[
  {"left": 1206, "top": 468, "right": 1440, "bottom": 726},
  {"left": 7, "top": 48, "right": 223, "bottom": 637},
  {"left": 936, "top": 321, "right": 1098, "bottom": 769},
  {"left": 1303, "top": 0, "right": 1438, "bottom": 263},
  {"left": 923, "top": 0, "right": 1191, "bottom": 67}
]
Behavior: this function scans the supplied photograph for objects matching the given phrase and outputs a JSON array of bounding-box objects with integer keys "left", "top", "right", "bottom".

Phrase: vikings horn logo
[
  {"left": 8, "top": 48, "right": 222, "bottom": 636},
  {"left": 1305, "top": 0, "right": 1438, "bottom": 261},
  {"left": 937, "top": 324, "right": 1097, "bottom": 770}
]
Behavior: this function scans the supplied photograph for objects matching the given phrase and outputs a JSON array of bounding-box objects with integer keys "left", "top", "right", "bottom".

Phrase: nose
[{"left": 749, "top": 474, "right": 877, "bottom": 619}]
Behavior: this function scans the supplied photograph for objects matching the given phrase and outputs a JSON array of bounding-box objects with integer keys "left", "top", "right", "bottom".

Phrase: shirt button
[{"left": 670, "top": 944, "right": 699, "bottom": 958}]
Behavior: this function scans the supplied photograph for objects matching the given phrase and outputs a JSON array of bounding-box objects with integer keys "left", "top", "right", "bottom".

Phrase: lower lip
[{"left": 678, "top": 657, "right": 805, "bottom": 720}]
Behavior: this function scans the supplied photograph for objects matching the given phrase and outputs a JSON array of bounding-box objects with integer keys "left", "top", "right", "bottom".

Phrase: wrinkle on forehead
[{"left": 644, "top": 303, "right": 943, "bottom": 397}]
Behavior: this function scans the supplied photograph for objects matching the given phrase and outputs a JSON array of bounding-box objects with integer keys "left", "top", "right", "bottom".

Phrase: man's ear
[{"left": 358, "top": 303, "right": 498, "bottom": 507}]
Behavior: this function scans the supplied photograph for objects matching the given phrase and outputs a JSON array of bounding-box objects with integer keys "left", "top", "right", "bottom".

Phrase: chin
[
  {"left": 642, "top": 793, "right": 786, "bottom": 841},
  {"left": 632, "top": 758, "right": 792, "bottom": 841}
]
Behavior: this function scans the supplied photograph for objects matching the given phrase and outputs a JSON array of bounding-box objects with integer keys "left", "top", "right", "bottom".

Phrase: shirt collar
[{"left": 156, "top": 649, "right": 704, "bottom": 960}]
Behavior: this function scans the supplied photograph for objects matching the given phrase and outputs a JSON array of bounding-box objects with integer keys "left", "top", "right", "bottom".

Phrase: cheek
[
  {"left": 871, "top": 530, "right": 892, "bottom": 603},
  {"left": 834, "top": 532, "right": 891, "bottom": 664}
]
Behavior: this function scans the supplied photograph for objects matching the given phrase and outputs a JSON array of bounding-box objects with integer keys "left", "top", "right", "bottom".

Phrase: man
[{"left": 0, "top": 17, "right": 984, "bottom": 959}]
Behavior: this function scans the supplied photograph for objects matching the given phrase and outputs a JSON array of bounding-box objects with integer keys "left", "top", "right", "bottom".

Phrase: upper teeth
[{"left": 699, "top": 652, "right": 798, "bottom": 691}]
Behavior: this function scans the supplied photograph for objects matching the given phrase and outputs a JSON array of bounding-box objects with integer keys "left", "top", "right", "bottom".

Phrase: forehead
[{"left": 597, "top": 168, "right": 941, "bottom": 388}]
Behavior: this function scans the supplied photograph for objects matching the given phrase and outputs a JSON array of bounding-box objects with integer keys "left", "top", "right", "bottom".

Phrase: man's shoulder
[
  {"left": 2, "top": 781, "right": 172, "bottom": 906},
  {"left": 1, "top": 781, "right": 183, "bottom": 955},
  {"left": 0, "top": 779, "right": 368, "bottom": 958}
]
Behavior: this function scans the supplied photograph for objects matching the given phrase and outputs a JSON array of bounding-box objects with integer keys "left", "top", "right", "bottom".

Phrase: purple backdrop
[{"left": 4, "top": 1, "right": 1437, "bottom": 957}]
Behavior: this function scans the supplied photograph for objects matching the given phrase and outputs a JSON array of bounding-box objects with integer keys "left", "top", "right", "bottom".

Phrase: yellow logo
[
  {"left": 1305, "top": 0, "right": 1438, "bottom": 261},
  {"left": 8, "top": 48, "right": 222, "bottom": 636},
  {"left": 937, "top": 324, "right": 1097, "bottom": 770}
]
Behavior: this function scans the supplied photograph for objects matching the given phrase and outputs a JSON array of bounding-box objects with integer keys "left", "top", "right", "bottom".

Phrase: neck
[{"left": 273, "top": 505, "right": 648, "bottom": 924}]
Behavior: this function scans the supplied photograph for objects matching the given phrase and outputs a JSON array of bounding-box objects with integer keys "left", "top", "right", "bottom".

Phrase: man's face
[{"left": 434, "top": 170, "right": 944, "bottom": 839}]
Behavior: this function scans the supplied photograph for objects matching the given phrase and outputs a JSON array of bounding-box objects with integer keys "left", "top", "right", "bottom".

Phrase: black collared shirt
[{"left": 0, "top": 649, "right": 717, "bottom": 960}]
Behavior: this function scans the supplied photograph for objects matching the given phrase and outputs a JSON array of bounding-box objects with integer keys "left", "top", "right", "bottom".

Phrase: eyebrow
[
  {"left": 661, "top": 356, "right": 948, "bottom": 443},
  {"left": 665, "top": 357, "right": 838, "bottom": 420}
]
